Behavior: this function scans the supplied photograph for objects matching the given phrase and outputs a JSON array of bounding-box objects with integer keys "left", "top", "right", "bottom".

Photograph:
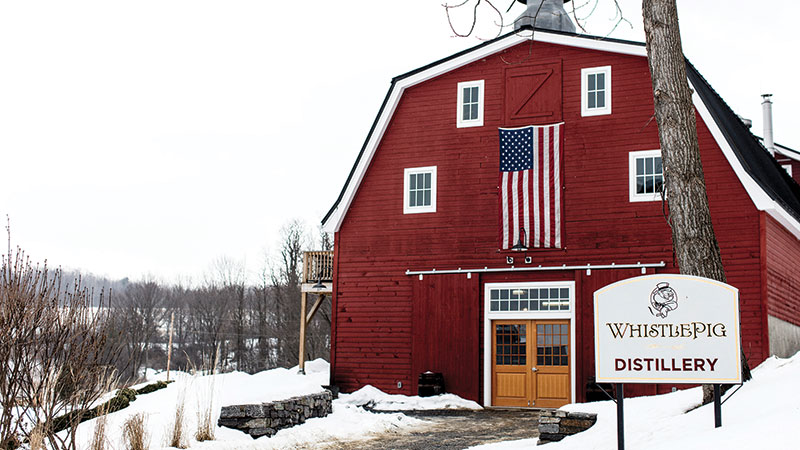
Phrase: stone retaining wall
[
  {"left": 537, "top": 409, "right": 597, "bottom": 445},
  {"left": 218, "top": 391, "right": 333, "bottom": 439}
]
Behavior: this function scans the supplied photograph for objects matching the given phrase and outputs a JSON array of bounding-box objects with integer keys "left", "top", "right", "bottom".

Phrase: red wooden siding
[
  {"left": 411, "top": 274, "right": 480, "bottom": 400},
  {"left": 331, "top": 39, "right": 768, "bottom": 402},
  {"left": 763, "top": 213, "right": 800, "bottom": 327}
]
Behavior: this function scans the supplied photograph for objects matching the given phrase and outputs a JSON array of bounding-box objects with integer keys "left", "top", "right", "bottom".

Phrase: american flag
[{"left": 499, "top": 123, "right": 563, "bottom": 250}]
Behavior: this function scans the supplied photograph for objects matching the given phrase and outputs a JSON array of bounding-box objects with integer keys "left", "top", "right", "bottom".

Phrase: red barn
[{"left": 320, "top": 25, "right": 800, "bottom": 408}]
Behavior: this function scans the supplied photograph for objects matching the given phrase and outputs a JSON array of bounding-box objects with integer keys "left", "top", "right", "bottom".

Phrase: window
[
  {"left": 783, "top": 164, "right": 793, "bottom": 177},
  {"left": 489, "top": 286, "right": 571, "bottom": 312},
  {"left": 403, "top": 166, "right": 437, "bottom": 214},
  {"left": 581, "top": 66, "right": 611, "bottom": 116},
  {"left": 457, "top": 80, "right": 484, "bottom": 128},
  {"left": 629, "top": 150, "right": 664, "bottom": 202}
]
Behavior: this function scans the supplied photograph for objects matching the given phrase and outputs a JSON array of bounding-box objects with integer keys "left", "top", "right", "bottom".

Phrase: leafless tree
[
  {"left": 270, "top": 220, "right": 306, "bottom": 368},
  {"left": 187, "top": 284, "right": 231, "bottom": 372},
  {"left": 640, "top": 0, "right": 751, "bottom": 402},
  {"left": 0, "top": 249, "right": 123, "bottom": 449},
  {"left": 208, "top": 257, "right": 250, "bottom": 371},
  {"left": 118, "top": 279, "right": 167, "bottom": 380},
  {"left": 253, "top": 269, "right": 278, "bottom": 371}
]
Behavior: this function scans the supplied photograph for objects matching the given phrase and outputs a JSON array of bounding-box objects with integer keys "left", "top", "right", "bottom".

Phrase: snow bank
[
  {"left": 469, "top": 351, "right": 800, "bottom": 450},
  {"left": 339, "top": 385, "right": 482, "bottom": 410},
  {"left": 71, "top": 359, "right": 423, "bottom": 449}
]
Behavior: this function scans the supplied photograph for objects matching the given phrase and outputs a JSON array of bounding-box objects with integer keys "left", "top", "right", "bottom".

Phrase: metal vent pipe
[{"left": 762, "top": 94, "right": 775, "bottom": 155}]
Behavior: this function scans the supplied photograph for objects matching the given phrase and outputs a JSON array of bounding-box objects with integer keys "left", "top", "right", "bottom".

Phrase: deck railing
[{"left": 303, "top": 251, "right": 333, "bottom": 283}]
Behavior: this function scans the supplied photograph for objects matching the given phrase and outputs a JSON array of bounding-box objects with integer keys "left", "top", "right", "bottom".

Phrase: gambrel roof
[{"left": 322, "top": 27, "right": 800, "bottom": 239}]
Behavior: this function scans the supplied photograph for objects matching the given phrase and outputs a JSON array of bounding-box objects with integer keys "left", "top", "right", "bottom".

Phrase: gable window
[
  {"left": 581, "top": 66, "right": 611, "bottom": 116},
  {"left": 457, "top": 80, "right": 484, "bottom": 128},
  {"left": 404, "top": 166, "right": 437, "bottom": 214},
  {"left": 629, "top": 150, "right": 664, "bottom": 202}
]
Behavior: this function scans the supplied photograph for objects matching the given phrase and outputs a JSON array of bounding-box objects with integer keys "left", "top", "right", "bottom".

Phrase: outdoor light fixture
[
  {"left": 511, "top": 228, "right": 528, "bottom": 251},
  {"left": 311, "top": 278, "right": 326, "bottom": 290}
]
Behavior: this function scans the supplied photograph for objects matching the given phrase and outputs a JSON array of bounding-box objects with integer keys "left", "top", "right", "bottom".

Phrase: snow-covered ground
[
  {"left": 70, "top": 352, "right": 799, "bottom": 449},
  {"left": 340, "top": 385, "right": 481, "bottom": 411},
  {"left": 469, "top": 351, "right": 800, "bottom": 450},
  {"left": 71, "top": 359, "right": 462, "bottom": 449}
]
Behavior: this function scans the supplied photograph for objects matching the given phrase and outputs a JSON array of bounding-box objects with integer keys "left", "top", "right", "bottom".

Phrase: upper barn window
[
  {"left": 404, "top": 166, "right": 437, "bottom": 214},
  {"left": 457, "top": 80, "right": 484, "bottom": 128},
  {"left": 581, "top": 66, "right": 611, "bottom": 116},
  {"left": 629, "top": 150, "right": 664, "bottom": 202}
]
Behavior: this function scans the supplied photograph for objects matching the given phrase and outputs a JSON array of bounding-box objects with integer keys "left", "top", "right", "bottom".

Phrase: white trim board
[{"left": 482, "top": 281, "right": 577, "bottom": 407}]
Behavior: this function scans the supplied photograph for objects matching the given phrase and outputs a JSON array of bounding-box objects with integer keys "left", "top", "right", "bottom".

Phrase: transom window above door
[{"left": 489, "top": 286, "right": 571, "bottom": 312}]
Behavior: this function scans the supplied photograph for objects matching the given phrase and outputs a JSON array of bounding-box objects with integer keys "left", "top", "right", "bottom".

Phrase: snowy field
[
  {"left": 469, "top": 351, "right": 800, "bottom": 450},
  {"left": 70, "top": 352, "right": 798, "bottom": 449}
]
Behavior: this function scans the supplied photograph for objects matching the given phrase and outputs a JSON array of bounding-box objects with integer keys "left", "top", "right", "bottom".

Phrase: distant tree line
[{"left": 103, "top": 219, "right": 332, "bottom": 380}]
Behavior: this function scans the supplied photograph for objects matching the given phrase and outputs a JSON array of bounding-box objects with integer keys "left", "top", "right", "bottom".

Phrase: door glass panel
[
  {"left": 496, "top": 324, "right": 526, "bottom": 366},
  {"left": 536, "top": 322, "right": 569, "bottom": 366}
]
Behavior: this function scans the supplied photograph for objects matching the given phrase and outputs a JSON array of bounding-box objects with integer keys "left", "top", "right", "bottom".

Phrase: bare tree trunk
[{"left": 642, "top": 0, "right": 751, "bottom": 403}]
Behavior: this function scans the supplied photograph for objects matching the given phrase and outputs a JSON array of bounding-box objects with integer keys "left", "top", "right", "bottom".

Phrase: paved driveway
[{"left": 330, "top": 409, "right": 541, "bottom": 450}]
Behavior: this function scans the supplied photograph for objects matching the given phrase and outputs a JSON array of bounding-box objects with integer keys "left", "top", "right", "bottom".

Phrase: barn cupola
[{"left": 514, "top": 0, "right": 576, "bottom": 33}]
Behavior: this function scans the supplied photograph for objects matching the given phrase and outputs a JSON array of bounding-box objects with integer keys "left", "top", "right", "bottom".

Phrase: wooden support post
[
  {"left": 306, "top": 294, "right": 326, "bottom": 325},
  {"left": 299, "top": 291, "right": 307, "bottom": 374},
  {"left": 166, "top": 311, "right": 174, "bottom": 382}
]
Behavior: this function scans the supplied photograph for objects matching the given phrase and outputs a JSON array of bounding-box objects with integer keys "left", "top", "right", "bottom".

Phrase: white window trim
[
  {"left": 629, "top": 149, "right": 664, "bottom": 203},
  {"left": 403, "top": 166, "right": 437, "bottom": 214},
  {"left": 581, "top": 66, "right": 612, "bottom": 117},
  {"left": 457, "top": 80, "right": 485, "bottom": 128},
  {"left": 783, "top": 164, "right": 793, "bottom": 177},
  {"left": 483, "top": 281, "right": 576, "bottom": 407}
]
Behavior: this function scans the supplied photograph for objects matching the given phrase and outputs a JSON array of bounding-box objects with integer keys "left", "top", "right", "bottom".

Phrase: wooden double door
[{"left": 492, "top": 319, "right": 571, "bottom": 408}]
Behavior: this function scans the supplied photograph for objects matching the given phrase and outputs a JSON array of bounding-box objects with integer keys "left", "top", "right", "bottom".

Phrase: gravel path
[{"left": 329, "top": 409, "right": 541, "bottom": 450}]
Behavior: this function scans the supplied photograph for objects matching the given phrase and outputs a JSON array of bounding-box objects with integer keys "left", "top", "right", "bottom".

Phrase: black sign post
[
  {"left": 713, "top": 384, "right": 722, "bottom": 428},
  {"left": 617, "top": 383, "right": 625, "bottom": 450}
]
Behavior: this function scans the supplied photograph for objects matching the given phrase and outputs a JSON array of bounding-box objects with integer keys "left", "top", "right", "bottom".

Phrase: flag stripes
[{"left": 499, "top": 123, "right": 563, "bottom": 250}]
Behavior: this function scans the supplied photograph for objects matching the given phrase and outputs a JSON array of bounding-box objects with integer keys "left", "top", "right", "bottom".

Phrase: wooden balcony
[
  {"left": 299, "top": 250, "right": 333, "bottom": 373},
  {"left": 301, "top": 250, "right": 333, "bottom": 293}
]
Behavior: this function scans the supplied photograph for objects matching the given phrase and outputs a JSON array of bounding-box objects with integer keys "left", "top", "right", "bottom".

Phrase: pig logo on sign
[{"left": 649, "top": 282, "right": 678, "bottom": 318}]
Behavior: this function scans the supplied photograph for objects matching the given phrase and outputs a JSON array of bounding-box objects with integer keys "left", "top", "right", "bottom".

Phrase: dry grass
[
  {"left": 28, "top": 424, "right": 45, "bottom": 450},
  {"left": 123, "top": 413, "right": 150, "bottom": 450},
  {"left": 194, "top": 406, "right": 215, "bottom": 442},
  {"left": 89, "top": 413, "right": 108, "bottom": 450},
  {"left": 166, "top": 391, "right": 188, "bottom": 448},
  {"left": 194, "top": 342, "right": 221, "bottom": 442}
]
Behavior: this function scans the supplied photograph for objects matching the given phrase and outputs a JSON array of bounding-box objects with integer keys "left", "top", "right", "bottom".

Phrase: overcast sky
[{"left": 1, "top": 0, "right": 798, "bottom": 284}]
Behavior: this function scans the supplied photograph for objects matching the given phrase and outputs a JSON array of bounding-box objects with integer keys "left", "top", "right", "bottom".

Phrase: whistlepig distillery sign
[
  {"left": 593, "top": 275, "right": 742, "bottom": 448},
  {"left": 594, "top": 274, "right": 742, "bottom": 384}
]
